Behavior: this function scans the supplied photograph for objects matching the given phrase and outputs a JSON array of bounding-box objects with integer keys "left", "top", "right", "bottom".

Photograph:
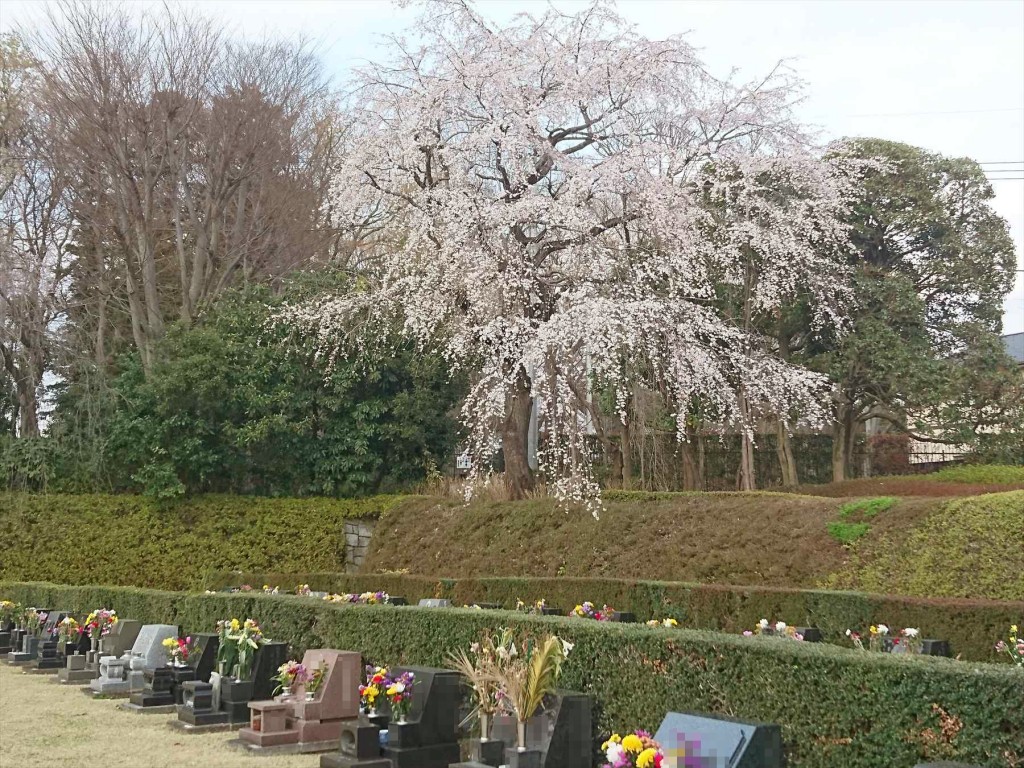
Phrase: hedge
[
  {"left": 2, "top": 581, "right": 1020, "bottom": 768},
  {"left": 204, "top": 572, "right": 1023, "bottom": 663},
  {"left": 0, "top": 492, "right": 408, "bottom": 589}
]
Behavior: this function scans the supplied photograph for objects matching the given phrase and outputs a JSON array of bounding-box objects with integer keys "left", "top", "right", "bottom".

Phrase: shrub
[
  {"left": 826, "top": 521, "right": 871, "bottom": 545},
  {"left": 827, "top": 491, "right": 1024, "bottom": 601},
  {"left": 0, "top": 492, "right": 406, "bottom": 590},
  {"left": 838, "top": 496, "right": 897, "bottom": 518},
  {"left": 1, "top": 581, "right": 1019, "bottom": 768},
  {"left": 931, "top": 464, "right": 1024, "bottom": 484},
  {"left": 203, "top": 572, "right": 1022, "bottom": 662}
]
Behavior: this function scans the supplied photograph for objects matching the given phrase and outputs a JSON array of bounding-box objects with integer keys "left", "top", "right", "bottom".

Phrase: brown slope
[{"left": 363, "top": 492, "right": 942, "bottom": 588}]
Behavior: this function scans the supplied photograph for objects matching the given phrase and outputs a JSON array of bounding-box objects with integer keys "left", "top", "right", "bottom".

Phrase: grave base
[
  {"left": 167, "top": 718, "right": 242, "bottom": 735},
  {"left": 81, "top": 686, "right": 130, "bottom": 699},
  {"left": 320, "top": 755, "right": 392, "bottom": 768},
  {"left": 384, "top": 742, "right": 462, "bottom": 768},
  {"left": 119, "top": 701, "right": 178, "bottom": 715},
  {"left": 450, "top": 763, "right": 493, "bottom": 768},
  {"left": 469, "top": 737, "right": 504, "bottom": 766},
  {"left": 57, "top": 668, "right": 97, "bottom": 684},
  {"left": 229, "top": 737, "right": 342, "bottom": 755},
  {"left": 7, "top": 654, "right": 38, "bottom": 665},
  {"left": 25, "top": 664, "right": 63, "bottom": 674}
]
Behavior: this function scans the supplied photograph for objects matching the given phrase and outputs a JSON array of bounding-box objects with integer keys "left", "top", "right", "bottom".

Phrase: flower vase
[
  {"left": 367, "top": 706, "right": 377, "bottom": 716},
  {"left": 517, "top": 719, "right": 527, "bottom": 751},
  {"left": 480, "top": 712, "right": 490, "bottom": 741},
  {"left": 281, "top": 686, "right": 292, "bottom": 699},
  {"left": 90, "top": 636, "right": 99, "bottom": 654},
  {"left": 305, "top": 691, "right": 315, "bottom": 701}
]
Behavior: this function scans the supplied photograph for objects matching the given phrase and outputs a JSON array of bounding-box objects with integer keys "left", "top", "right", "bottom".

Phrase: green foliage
[
  {"left": 828, "top": 491, "right": 1024, "bottom": 601},
  {"left": 202, "top": 571, "right": 1022, "bottom": 663},
  {"left": 838, "top": 496, "right": 896, "bottom": 518},
  {"left": 826, "top": 521, "right": 871, "bottom": 545},
  {"left": 0, "top": 492, "right": 405, "bottom": 590},
  {"left": 36, "top": 279, "right": 464, "bottom": 497},
  {"left": 931, "top": 464, "right": 1024, "bottom": 484},
  {"left": 2, "top": 582, "right": 1021, "bottom": 768}
]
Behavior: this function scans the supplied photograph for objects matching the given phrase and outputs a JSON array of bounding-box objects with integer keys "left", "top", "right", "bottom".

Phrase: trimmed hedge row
[
  {"left": 207, "top": 571, "right": 1024, "bottom": 663},
  {"left": 0, "top": 492, "right": 407, "bottom": 590},
  {"left": 2, "top": 581, "right": 1021, "bottom": 768}
]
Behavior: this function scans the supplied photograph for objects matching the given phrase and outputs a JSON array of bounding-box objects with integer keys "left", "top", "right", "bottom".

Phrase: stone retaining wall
[{"left": 343, "top": 519, "right": 375, "bottom": 572}]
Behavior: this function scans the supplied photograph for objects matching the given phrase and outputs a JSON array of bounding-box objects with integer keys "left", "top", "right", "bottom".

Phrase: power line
[{"left": 844, "top": 107, "right": 1024, "bottom": 118}]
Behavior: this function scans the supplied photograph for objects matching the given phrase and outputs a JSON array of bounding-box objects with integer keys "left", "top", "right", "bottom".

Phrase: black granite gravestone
[
  {"left": 921, "top": 639, "right": 951, "bottom": 657},
  {"left": 487, "top": 691, "right": 591, "bottom": 768},
  {"left": 190, "top": 633, "right": 220, "bottom": 683},
  {"left": 796, "top": 627, "right": 823, "bottom": 642},
  {"left": 382, "top": 666, "right": 462, "bottom": 768},
  {"left": 175, "top": 641, "right": 288, "bottom": 730},
  {"left": 654, "top": 712, "right": 783, "bottom": 768}
]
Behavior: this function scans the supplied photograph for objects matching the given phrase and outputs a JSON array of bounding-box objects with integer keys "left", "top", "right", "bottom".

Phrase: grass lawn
[{"left": 0, "top": 664, "right": 316, "bottom": 767}]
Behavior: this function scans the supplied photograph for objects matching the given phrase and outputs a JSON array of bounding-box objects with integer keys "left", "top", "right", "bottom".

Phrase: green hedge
[
  {"left": 2, "top": 581, "right": 1020, "bottom": 768},
  {"left": 0, "top": 493, "right": 407, "bottom": 589},
  {"left": 931, "top": 464, "right": 1024, "bottom": 484},
  {"left": 204, "top": 572, "right": 1023, "bottom": 663}
]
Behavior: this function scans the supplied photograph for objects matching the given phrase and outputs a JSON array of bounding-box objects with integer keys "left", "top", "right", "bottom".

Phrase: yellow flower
[
  {"left": 1011, "top": 624, "right": 1018, "bottom": 633},
  {"left": 230, "top": 618, "right": 241, "bottom": 632},
  {"left": 162, "top": 637, "right": 176, "bottom": 648},
  {"left": 637, "top": 748, "right": 659, "bottom": 768},
  {"left": 601, "top": 734, "right": 622, "bottom": 750},
  {"left": 621, "top": 734, "right": 643, "bottom": 753},
  {"left": 869, "top": 625, "right": 878, "bottom": 635}
]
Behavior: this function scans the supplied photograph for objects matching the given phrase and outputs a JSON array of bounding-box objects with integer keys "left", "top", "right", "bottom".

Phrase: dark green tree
[{"left": 809, "top": 139, "right": 1017, "bottom": 480}]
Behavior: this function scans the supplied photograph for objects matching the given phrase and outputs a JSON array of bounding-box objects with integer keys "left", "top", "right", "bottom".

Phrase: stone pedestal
[
  {"left": 238, "top": 649, "right": 361, "bottom": 753},
  {"left": 8, "top": 635, "right": 41, "bottom": 664},
  {"left": 469, "top": 738, "right": 505, "bottom": 766},
  {"left": 503, "top": 749, "right": 543, "bottom": 768},
  {"left": 90, "top": 656, "right": 129, "bottom": 695},
  {"left": 125, "top": 666, "right": 196, "bottom": 712}
]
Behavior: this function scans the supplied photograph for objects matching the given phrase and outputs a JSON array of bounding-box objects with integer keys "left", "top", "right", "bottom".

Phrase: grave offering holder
[
  {"left": 319, "top": 717, "right": 390, "bottom": 768},
  {"left": 237, "top": 649, "right": 361, "bottom": 753}
]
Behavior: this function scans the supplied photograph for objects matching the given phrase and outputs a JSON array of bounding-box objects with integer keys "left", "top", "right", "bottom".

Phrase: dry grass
[
  {"left": 365, "top": 493, "right": 942, "bottom": 588},
  {"left": 0, "top": 665, "right": 316, "bottom": 768}
]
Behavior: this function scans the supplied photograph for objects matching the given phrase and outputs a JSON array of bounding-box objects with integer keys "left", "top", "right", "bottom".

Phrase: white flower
[
  {"left": 606, "top": 743, "right": 626, "bottom": 764},
  {"left": 758, "top": 619, "right": 770, "bottom": 630},
  {"left": 877, "top": 624, "right": 889, "bottom": 635},
  {"left": 392, "top": 682, "right": 406, "bottom": 693},
  {"left": 560, "top": 639, "right": 575, "bottom": 657},
  {"left": 903, "top": 628, "right": 919, "bottom": 637},
  {"left": 845, "top": 629, "right": 852, "bottom": 636},
  {"left": 775, "top": 622, "right": 787, "bottom": 632}
]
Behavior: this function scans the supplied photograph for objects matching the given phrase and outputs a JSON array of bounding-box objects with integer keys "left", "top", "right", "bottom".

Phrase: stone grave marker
[
  {"left": 60, "top": 619, "right": 141, "bottom": 685},
  {"left": 237, "top": 649, "right": 361, "bottom": 753},
  {"left": 32, "top": 626, "right": 90, "bottom": 673},
  {"left": 8, "top": 609, "right": 63, "bottom": 665},
  {"left": 381, "top": 666, "right": 461, "bottom": 768},
  {"left": 484, "top": 691, "right": 591, "bottom": 768},
  {"left": 654, "top": 711, "right": 783, "bottom": 768},
  {"left": 417, "top": 599, "right": 451, "bottom": 609},
  {"left": 0, "top": 617, "right": 15, "bottom": 654},
  {"left": 174, "top": 641, "right": 288, "bottom": 732},
  {"left": 89, "top": 624, "right": 177, "bottom": 696},
  {"left": 320, "top": 718, "right": 390, "bottom": 768}
]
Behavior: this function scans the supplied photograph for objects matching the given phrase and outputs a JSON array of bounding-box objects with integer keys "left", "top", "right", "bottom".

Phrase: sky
[{"left": 4, "top": 0, "right": 1023, "bottom": 334}]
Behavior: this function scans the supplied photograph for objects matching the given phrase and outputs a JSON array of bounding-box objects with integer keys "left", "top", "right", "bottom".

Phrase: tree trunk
[
  {"left": 831, "top": 403, "right": 854, "bottom": 483},
  {"left": 681, "top": 425, "right": 703, "bottom": 491},
  {"left": 775, "top": 419, "right": 799, "bottom": 487},
  {"left": 736, "top": 388, "right": 756, "bottom": 491},
  {"left": 16, "top": 383, "right": 39, "bottom": 437},
  {"left": 620, "top": 394, "right": 634, "bottom": 490},
  {"left": 502, "top": 369, "right": 535, "bottom": 499}
]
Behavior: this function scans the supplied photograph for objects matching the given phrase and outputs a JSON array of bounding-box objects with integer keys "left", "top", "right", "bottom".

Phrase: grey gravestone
[
  {"left": 654, "top": 712, "right": 783, "bottom": 768},
  {"left": 417, "top": 599, "right": 451, "bottom": 609},
  {"left": 381, "top": 666, "right": 461, "bottom": 768},
  {"left": 61, "top": 620, "right": 142, "bottom": 684},
  {"left": 89, "top": 624, "right": 177, "bottom": 695}
]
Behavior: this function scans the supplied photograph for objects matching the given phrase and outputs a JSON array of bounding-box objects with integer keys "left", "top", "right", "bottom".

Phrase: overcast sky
[{"left": 5, "top": 0, "right": 1023, "bottom": 334}]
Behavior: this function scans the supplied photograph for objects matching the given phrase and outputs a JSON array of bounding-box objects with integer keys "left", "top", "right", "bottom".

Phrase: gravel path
[{"left": 0, "top": 664, "right": 321, "bottom": 767}]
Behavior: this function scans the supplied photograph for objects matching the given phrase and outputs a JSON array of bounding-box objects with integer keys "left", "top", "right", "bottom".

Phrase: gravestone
[
  {"left": 0, "top": 619, "right": 15, "bottom": 654},
  {"left": 389, "top": 597, "right": 408, "bottom": 606},
  {"left": 418, "top": 599, "right": 451, "bottom": 609},
  {"left": 32, "top": 628, "right": 89, "bottom": 673},
  {"left": 237, "top": 649, "right": 361, "bottom": 753},
  {"left": 381, "top": 666, "right": 461, "bottom": 768},
  {"left": 8, "top": 609, "right": 63, "bottom": 665},
  {"left": 190, "top": 633, "right": 220, "bottom": 683},
  {"left": 89, "top": 624, "right": 177, "bottom": 696},
  {"left": 485, "top": 691, "right": 591, "bottom": 768},
  {"left": 654, "top": 712, "right": 783, "bottom": 768},
  {"left": 539, "top": 607, "right": 563, "bottom": 616},
  {"left": 59, "top": 620, "right": 141, "bottom": 685},
  {"left": 608, "top": 611, "right": 635, "bottom": 623},
  {"left": 124, "top": 664, "right": 196, "bottom": 713},
  {"left": 796, "top": 627, "right": 823, "bottom": 643},
  {"left": 174, "top": 641, "right": 288, "bottom": 732},
  {"left": 921, "top": 639, "right": 951, "bottom": 657}
]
